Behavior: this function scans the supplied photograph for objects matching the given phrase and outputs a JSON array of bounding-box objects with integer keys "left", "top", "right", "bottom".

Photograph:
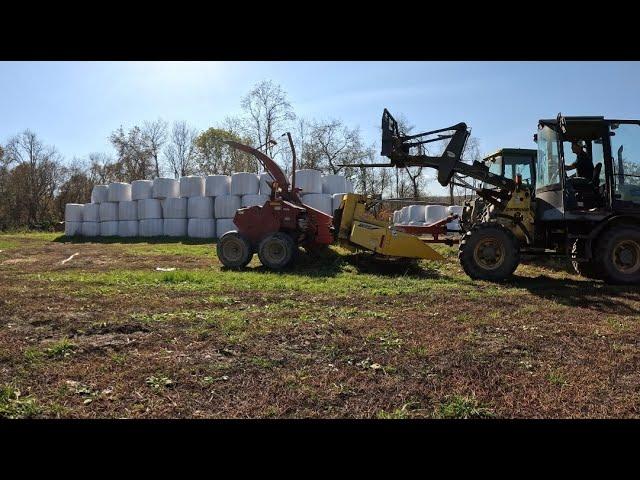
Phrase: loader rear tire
[
  {"left": 258, "top": 232, "right": 297, "bottom": 270},
  {"left": 217, "top": 232, "right": 253, "bottom": 269},
  {"left": 459, "top": 223, "right": 520, "bottom": 281},
  {"left": 594, "top": 226, "right": 640, "bottom": 285}
]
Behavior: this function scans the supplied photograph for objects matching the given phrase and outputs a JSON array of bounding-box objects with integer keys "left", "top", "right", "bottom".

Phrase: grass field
[{"left": 1, "top": 232, "right": 639, "bottom": 419}]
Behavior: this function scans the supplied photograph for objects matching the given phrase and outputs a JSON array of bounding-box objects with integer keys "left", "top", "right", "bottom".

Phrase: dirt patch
[{"left": 2, "top": 235, "right": 640, "bottom": 418}]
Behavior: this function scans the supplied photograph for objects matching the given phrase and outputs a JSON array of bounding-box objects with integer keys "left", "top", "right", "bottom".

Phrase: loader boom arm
[{"left": 345, "top": 109, "right": 516, "bottom": 193}]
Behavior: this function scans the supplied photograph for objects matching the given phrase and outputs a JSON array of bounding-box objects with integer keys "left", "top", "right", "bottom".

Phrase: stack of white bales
[
  {"left": 64, "top": 204, "right": 84, "bottom": 236},
  {"left": 81, "top": 185, "right": 110, "bottom": 236},
  {"left": 290, "top": 170, "right": 354, "bottom": 216},
  {"left": 215, "top": 172, "right": 257, "bottom": 238},
  {"left": 66, "top": 171, "right": 354, "bottom": 239},
  {"left": 131, "top": 179, "right": 163, "bottom": 237}
]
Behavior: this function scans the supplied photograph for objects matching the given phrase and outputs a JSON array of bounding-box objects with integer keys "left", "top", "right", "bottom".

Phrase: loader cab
[
  {"left": 535, "top": 116, "right": 640, "bottom": 222},
  {"left": 481, "top": 148, "right": 536, "bottom": 190}
]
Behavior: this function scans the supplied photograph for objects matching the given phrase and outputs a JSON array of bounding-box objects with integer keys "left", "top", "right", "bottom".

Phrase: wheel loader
[{"left": 361, "top": 109, "right": 640, "bottom": 285}]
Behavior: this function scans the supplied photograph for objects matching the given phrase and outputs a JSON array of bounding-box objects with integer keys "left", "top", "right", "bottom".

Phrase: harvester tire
[
  {"left": 258, "top": 232, "right": 297, "bottom": 270},
  {"left": 459, "top": 223, "right": 520, "bottom": 281},
  {"left": 571, "top": 239, "right": 601, "bottom": 280},
  {"left": 594, "top": 226, "right": 640, "bottom": 285},
  {"left": 217, "top": 232, "right": 253, "bottom": 269}
]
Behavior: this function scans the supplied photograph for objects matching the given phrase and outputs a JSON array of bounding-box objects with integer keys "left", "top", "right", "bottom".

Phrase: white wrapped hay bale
[
  {"left": 397, "top": 207, "right": 409, "bottom": 224},
  {"left": 139, "top": 219, "right": 164, "bottom": 237},
  {"left": 392, "top": 210, "right": 400, "bottom": 225},
  {"left": 291, "top": 169, "right": 322, "bottom": 194},
  {"left": 215, "top": 218, "right": 235, "bottom": 238},
  {"left": 65, "top": 204, "right": 84, "bottom": 222},
  {"left": 153, "top": 177, "right": 179, "bottom": 199},
  {"left": 138, "top": 199, "right": 162, "bottom": 220},
  {"left": 331, "top": 193, "right": 347, "bottom": 214},
  {"left": 65, "top": 221, "right": 82, "bottom": 236},
  {"left": 164, "top": 218, "right": 188, "bottom": 237},
  {"left": 118, "top": 201, "right": 138, "bottom": 221},
  {"left": 242, "top": 194, "right": 269, "bottom": 208},
  {"left": 118, "top": 220, "right": 139, "bottom": 237},
  {"left": 231, "top": 172, "right": 259, "bottom": 196},
  {"left": 180, "top": 176, "right": 205, "bottom": 198},
  {"left": 82, "top": 222, "right": 100, "bottom": 237},
  {"left": 214, "top": 195, "right": 241, "bottom": 219},
  {"left": 205, "top": 175, "right": 231, "bottom": 197},
  {"left": 83, "top": 203, "right": 100, "bottom": 222},
  {"left": 425, "top": 205, "right": 448, "bottom": 224},
  {"left": 322, "top": 175, "right": 348, "bottom": 195},
  {"left": 162, "top": 197, "right": 187, "bottom": 219},
  {"left": 346, "top": 178, "right": 354, "bottom": 193},
  {"left": 100, "top": 221, "right": 118, "bottom": 236},
  {"left": 99, "top": 202, "right": 118, "bottom": 222},
  {"left": 447, "top": 205, "right": 464, "bottom": 231},
  {"left": 188, "top": 219, "right": 216, "bottom": 238},
  {"left": 108, "top": 182, "right": 132, "bottom": 202},
  {"left": 131, "top": 180, "right": 153, "bottom": 200},
  {"left": 91, "top": 185, "right": 109, "bottom": 204},
  {"left": 303, "top": 193, "right": 333, "bottom": 216},
  {"left": 407, "top": 205, "right": 426, "bottom": 223},
  {"left": 188, "top": 196, "right": 214, "bottom": 219},
  {"left": 259, "top": 172, "right": 275, "bottom": 195}
]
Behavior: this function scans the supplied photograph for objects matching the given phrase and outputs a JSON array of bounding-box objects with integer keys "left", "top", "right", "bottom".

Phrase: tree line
[{"left": 0, "top": 79, "right": 480, "bottom": 230}]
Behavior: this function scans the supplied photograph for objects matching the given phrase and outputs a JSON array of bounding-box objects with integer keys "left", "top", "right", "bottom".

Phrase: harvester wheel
[
  {"left": 258, "top": 232, "right": 297, "bottom": 270},
  {"left": 594, "top": 226, "right": 640, "bottom": 285},
  {"left": 571, "top": 239, "right": 601, "bottom": 280},
  {"left": 459, "top": 223, "right": 520, "bottom": 281},
  {"left": 217, "top": 232, "right": 253, "bottom": 269}
]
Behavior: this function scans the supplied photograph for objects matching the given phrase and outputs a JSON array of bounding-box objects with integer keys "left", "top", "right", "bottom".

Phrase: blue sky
[{"left": 1, "top": 61, "right": 639, "bottom": 193}]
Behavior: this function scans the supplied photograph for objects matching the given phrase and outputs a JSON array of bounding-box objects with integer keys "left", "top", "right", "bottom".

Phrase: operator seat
[{"left": 569, "top": 162, "right": 603, "bottom": 209}]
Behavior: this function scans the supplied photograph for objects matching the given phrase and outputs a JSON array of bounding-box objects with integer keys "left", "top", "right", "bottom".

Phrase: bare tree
[
  {"left": 4, "top": 130, "right": 63, "bottom": 226},
  {"left": 142, "top": 119, "right": 168, "bottom": 177},
  {"left": 164, "top": 121, "right": 198, "bottom": 178},
  {"left": 302, "top": 119, "right": 370, "bottom": 176},
  {"left": 109, "top": 126, "right": 154, "bottom": 180},
  {"left": 240, "top": 80, "right": 295, "bottom": 158}
]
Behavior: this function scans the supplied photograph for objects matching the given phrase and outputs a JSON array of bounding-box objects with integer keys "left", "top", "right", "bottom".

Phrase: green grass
[
  {"left": 0, "top": 385, "right": 40, "bottom": 419},
  {"left": 436, "top": 395, "right": 494, "bottom": 419},
  {"left": 33, "top": 262, "right": 472, "bottom": 298},
  {"left": 44, "top": 339, "right": 77, "bottom": 359},
  {"left": 548, "top": 370, "right": 568, "bottom": 386}
]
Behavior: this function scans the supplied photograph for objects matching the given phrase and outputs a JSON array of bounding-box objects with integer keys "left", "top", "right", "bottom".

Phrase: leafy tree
[{"left": 194, "top": 128, "right": 257, "bottom": 175}]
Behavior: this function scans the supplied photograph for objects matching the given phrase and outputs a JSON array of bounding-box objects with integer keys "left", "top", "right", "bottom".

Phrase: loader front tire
[
  {"left": 258, "top": 232, "right": 297, "bottom": 270},
  {"left": 217, "top": 232, "right": 253, "bottom": 269},
  {"left": 459, "top": 223, "right": 520, "bottom": 281}
]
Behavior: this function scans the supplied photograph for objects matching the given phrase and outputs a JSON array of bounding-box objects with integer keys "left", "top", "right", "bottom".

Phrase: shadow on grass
[
  {"left": 506, "top": 273, "right": 640, "bottom": 315},
  {"left": 53, "top": 234, "right": 215, "bottom": 246},
  {"left": 224, "top": 247, "right": 451, "bottom": 281},
  {"left": 520, "top": 256, "right": 575, "bottom": 275}
]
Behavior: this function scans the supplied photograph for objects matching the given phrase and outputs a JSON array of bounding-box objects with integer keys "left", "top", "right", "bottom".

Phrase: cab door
[{"left": 535, "top": 121, "right": 565, "bottom": 221}]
